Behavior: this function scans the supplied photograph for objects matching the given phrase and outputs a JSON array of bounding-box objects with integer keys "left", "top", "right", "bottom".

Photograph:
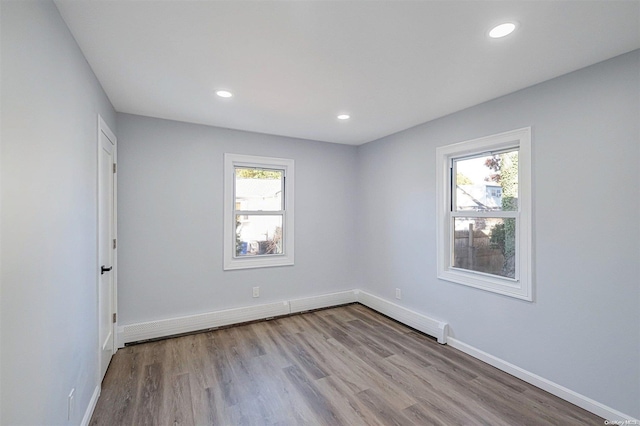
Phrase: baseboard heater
[
  {"left": 357, "top": 291, "right": 448, "bottom": 344},
  {"left": 120, "top": 289, "right": 449, "bottom": 346}
]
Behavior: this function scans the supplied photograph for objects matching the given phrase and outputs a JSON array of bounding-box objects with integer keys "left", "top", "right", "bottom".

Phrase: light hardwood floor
[{"left": 91, "top": 304, "right": 604, "bottom": 425}]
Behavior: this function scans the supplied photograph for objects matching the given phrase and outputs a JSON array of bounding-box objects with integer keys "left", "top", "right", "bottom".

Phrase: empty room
[{"left": 1, "top": 0, "right": 639, "bottom": 424}]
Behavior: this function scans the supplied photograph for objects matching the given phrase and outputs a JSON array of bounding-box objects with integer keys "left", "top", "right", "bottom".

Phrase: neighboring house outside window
[
  {"left": 224, "top": 153, "right": 294, "bottom": 270},
  {"left": 436, "top": 127, "right": 532, "bottom": 300}
]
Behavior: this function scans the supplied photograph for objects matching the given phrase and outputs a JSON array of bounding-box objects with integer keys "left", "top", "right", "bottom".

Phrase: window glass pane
[
  {"left": 454, "top": 150, "right": 518, "bottom": 212},
  {"left": 235, "top": 215, "right": 283, "bottom": 256},
  {"left": 235, "top": 167, "right": 283, "bottom": 211},
  {"left": 453, "top": 217, "right": 516, "bottom": 279}
]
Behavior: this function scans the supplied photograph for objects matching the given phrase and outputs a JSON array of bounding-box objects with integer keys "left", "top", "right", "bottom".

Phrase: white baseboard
[
  {"left": 447, "top": 337, "right": 638, "bottom": 422},
  {"left": 357, "top": 291, "right": 449, "bottom": 344},
  {"left": 80, "top": 385, "right": 100, "bottom": 426},
  {"left": 118, "top": 289, "right": 447, "bottom": 346},
  {"left": 120, "top": 290, "right": 358, "bottom": 345},
  {"left": 121, "top": 300, "right": 291, "bottom": 344},
  {"left": 289, "top": 290, "right": 357, "bottom": 313}
]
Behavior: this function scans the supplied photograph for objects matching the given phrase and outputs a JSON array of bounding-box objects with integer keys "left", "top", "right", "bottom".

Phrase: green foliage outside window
[
  {"left": 235, "top": 168, "right": 282, "bottom": 179},
  {"left": 487, "top": 151, "right": 518, "bottom": 277}
]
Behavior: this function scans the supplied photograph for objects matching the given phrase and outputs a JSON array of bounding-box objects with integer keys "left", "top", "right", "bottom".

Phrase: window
[
  {"left": 436, "top": 128, "right": 532, "bottom": 300},
  {"left": 224, "top": 154, "right": 294, "bottom": 270}
]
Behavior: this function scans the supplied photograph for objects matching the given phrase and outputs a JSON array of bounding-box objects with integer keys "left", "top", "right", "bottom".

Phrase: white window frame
[
  {"left": 224, "top": 153, "right": 294, "bottom": 270},
  {"left": 436, "top": 127, "right": 532, "bottom": 301}
]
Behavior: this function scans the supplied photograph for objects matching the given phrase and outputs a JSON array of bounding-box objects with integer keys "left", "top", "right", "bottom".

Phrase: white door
[{"left": 98, "top": 116, "right": 116, "bottom": 381}]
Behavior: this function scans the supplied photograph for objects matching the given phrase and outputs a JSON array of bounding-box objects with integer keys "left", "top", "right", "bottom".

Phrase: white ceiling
[{"left": 55, "top": 1, "right": 640, "bottom": 145}]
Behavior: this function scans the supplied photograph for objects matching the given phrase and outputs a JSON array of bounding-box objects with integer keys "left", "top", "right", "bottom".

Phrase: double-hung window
[
  {"left": 436, "top": 128, "right": 532, "bottom": 300},
  {"left": 224, "top": 154, "right": 294, "bottom": 270}
]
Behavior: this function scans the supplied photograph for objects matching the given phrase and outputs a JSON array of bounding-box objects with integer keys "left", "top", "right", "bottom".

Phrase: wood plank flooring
[{"left": 91, "top": 304, "right": 604, "bottom": 425}]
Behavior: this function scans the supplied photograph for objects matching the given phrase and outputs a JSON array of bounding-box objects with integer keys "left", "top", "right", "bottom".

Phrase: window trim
[
  {"left": 436, "top": 127, "right": 532, "bottom": 301},
  {"left": 223, "top": 153, "right": 294, "bottom": 270}
]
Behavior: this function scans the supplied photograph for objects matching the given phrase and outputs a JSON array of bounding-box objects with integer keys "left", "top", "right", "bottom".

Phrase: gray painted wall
[
  {"left": 0, "top": 1, "right": 117, "bottom": 424},
  {"left": 356, "top": 50, "right": 640, "bottom": 418},
  {"left": 116, "top": 114, "right": 358, "bottom": 325}
]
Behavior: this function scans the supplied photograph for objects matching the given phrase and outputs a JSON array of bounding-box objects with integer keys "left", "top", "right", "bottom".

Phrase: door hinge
[
  {"left": 112, "top": 313, "right": 117, "bottom": 323},
  {"left": 113, "top": 163, "right": 117, "bottom": 173},
  {"left": 113, "top": 239, "right": 117, "bottom": 249}
]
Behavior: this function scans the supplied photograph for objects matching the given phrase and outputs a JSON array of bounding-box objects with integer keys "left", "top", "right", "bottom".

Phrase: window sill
[
  {"left": 438, "top": 268, "right": 532, "bottom": 301},
  {"left": 224, "top": 254, "right": 294, "bottom": 271}
]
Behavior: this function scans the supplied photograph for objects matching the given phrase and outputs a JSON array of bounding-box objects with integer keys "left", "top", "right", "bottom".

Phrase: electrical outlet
[
  {"left": 68, "top": 388, "right": 75, "bottom": 421},
  {"left": 395, "top": 288, "right": 401, "bottom": 300},
  {"left": 253, "top": 286, "right": 259, "bottom": 298}
]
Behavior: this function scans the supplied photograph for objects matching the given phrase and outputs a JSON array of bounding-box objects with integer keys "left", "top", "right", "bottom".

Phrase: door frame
[{"left": 97, "top": 115, "right": 117, "bottom": 378}]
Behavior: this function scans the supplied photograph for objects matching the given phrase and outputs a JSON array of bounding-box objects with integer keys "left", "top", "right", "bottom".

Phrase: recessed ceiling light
[
  {"left": 337, "top": 114, "right": 350, "bottom": 120},
  {"left": 489, "top": 22, "right": 516, "bottom": 38},
  {"left": 216, "top": 90, "right": 233, "bottom": 98}
]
